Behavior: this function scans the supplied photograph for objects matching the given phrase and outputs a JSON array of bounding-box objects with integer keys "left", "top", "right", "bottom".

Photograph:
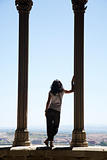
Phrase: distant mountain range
[{"left": 1, "top": 125, "right": 107, "bottom": 133}]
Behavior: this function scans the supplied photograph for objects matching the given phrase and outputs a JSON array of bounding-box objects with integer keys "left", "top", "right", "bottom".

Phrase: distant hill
[{"left": 1, "top": 126, "right": 107, "bottom": 146}]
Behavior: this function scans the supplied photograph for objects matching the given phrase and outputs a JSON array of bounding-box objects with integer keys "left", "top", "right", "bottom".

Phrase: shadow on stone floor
[
  {"left": 36, "top": 146, "right": 73, "bottom": 150},
  {"left": 0, "top": 146, "right": 11, "bottom": 150}
]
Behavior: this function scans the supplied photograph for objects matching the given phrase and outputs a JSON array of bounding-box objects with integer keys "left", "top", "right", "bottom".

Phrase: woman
[{"left": 44, "top": 76, "right": 74, "bottom": 148}]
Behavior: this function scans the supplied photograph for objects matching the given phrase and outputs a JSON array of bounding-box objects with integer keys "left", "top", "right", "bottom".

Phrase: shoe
[
  {"left": 44, "top": 139, "right": 49, "bottom": 147},
  {"left": 50, "top": 141, "right": 54, "bottom": 148}
]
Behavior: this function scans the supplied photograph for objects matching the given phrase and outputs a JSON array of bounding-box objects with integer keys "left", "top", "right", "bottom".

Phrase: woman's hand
[
  {"left": 72, "top": 76, "right": 75, "bottom": 83},
  {"left": 71, "top": 76, "right": 75, "bottom": 91}
]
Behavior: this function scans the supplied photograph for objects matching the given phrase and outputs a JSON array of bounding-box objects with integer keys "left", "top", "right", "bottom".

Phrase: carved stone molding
[
  {"left": 15, "top": 0, "right": 33, "bottom": 14},
  {"left": 72, "top": 0, "right": 88, "bottom": 12},
  {"left": 13, "top": 129, "right": 30, "bottom": 146},
  {"left": 71, "top": 130, "right": 88, "bottom": 147}
]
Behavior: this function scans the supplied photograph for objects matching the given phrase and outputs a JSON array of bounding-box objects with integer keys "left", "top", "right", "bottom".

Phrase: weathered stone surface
[
  {"left": 72, "top": 0, "right": 88, "bottom": 12},
  {"left": 15, "top": 0, "right": 33, "bottom": 14},
  {"left": 13, "top": 0, "right": 33, "bottom": 147},
  {"left": 0, "top": 146, "right": 107, "bottom": 160},
  {"left": 71, "top": 0, "right": 88, "bottom": 147}
]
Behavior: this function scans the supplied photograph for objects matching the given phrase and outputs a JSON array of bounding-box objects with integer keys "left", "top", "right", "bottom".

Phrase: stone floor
[{"left": 0, "top": 145, "right": 107, "bottom": 160}]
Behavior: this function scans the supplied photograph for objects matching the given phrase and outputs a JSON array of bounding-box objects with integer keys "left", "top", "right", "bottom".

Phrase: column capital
[
  {"left": 15, "top": 0, "right": 33, "bottom": 14},
  {"left": 72, "top": 0, "right": 88, "bottom": 12}
]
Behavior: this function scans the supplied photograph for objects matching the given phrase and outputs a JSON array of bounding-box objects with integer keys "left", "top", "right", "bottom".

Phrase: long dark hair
[{"left": 50, "top": 80, "right": 64, "bottom": 96}]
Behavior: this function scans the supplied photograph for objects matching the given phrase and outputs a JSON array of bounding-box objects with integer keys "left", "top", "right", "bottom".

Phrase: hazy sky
[{"left": 0, "top": 0, "right": 107, "bottom": 130}]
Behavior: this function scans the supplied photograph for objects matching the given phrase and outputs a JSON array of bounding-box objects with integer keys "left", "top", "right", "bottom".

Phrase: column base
[
  {"left": 70, "top": 129, "right": 88, "bottom": 147},
  {"left": 13, "top": 129, "right": 30, "bottom": 147}
]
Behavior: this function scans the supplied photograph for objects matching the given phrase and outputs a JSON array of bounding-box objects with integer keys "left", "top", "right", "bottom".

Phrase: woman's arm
[
  {"left": 64, "top": 76, "right": 75, "bottom": 94},
  {"left": 64, "top": 89, "right": 73, "bottom": 94},
  {"left": 45, "top": 92, "right": 51, "bottom": 112}
]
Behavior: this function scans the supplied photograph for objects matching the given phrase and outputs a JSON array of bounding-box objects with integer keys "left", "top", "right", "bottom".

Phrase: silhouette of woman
[{"left": 44, "top": 76, "right": 74, "bottom": 148}]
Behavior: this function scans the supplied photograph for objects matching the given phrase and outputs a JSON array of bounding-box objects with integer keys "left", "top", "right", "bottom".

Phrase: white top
[{"left": 48, "top": 91, "right": 64, "bottom": 112}]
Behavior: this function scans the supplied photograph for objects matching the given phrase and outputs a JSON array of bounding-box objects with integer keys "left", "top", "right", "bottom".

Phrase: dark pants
[{"left": 46, "top": 109, "right": 60, "bottom": 141}]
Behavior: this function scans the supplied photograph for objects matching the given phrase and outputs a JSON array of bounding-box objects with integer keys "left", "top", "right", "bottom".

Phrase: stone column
[
  {"left": 13, "top": 0, "right": 33, "bottom": 146},
  {"left": 71, "top": 0, "right": 88, "bottom": 147}
]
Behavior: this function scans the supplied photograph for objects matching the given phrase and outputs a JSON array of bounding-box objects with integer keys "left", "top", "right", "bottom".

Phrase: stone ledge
[
  {"left": 10, "top": 145, "right": 107, "bottom": 151},
  {"left": 0, "top": 145, "right": 107, "bottom": 160}
]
